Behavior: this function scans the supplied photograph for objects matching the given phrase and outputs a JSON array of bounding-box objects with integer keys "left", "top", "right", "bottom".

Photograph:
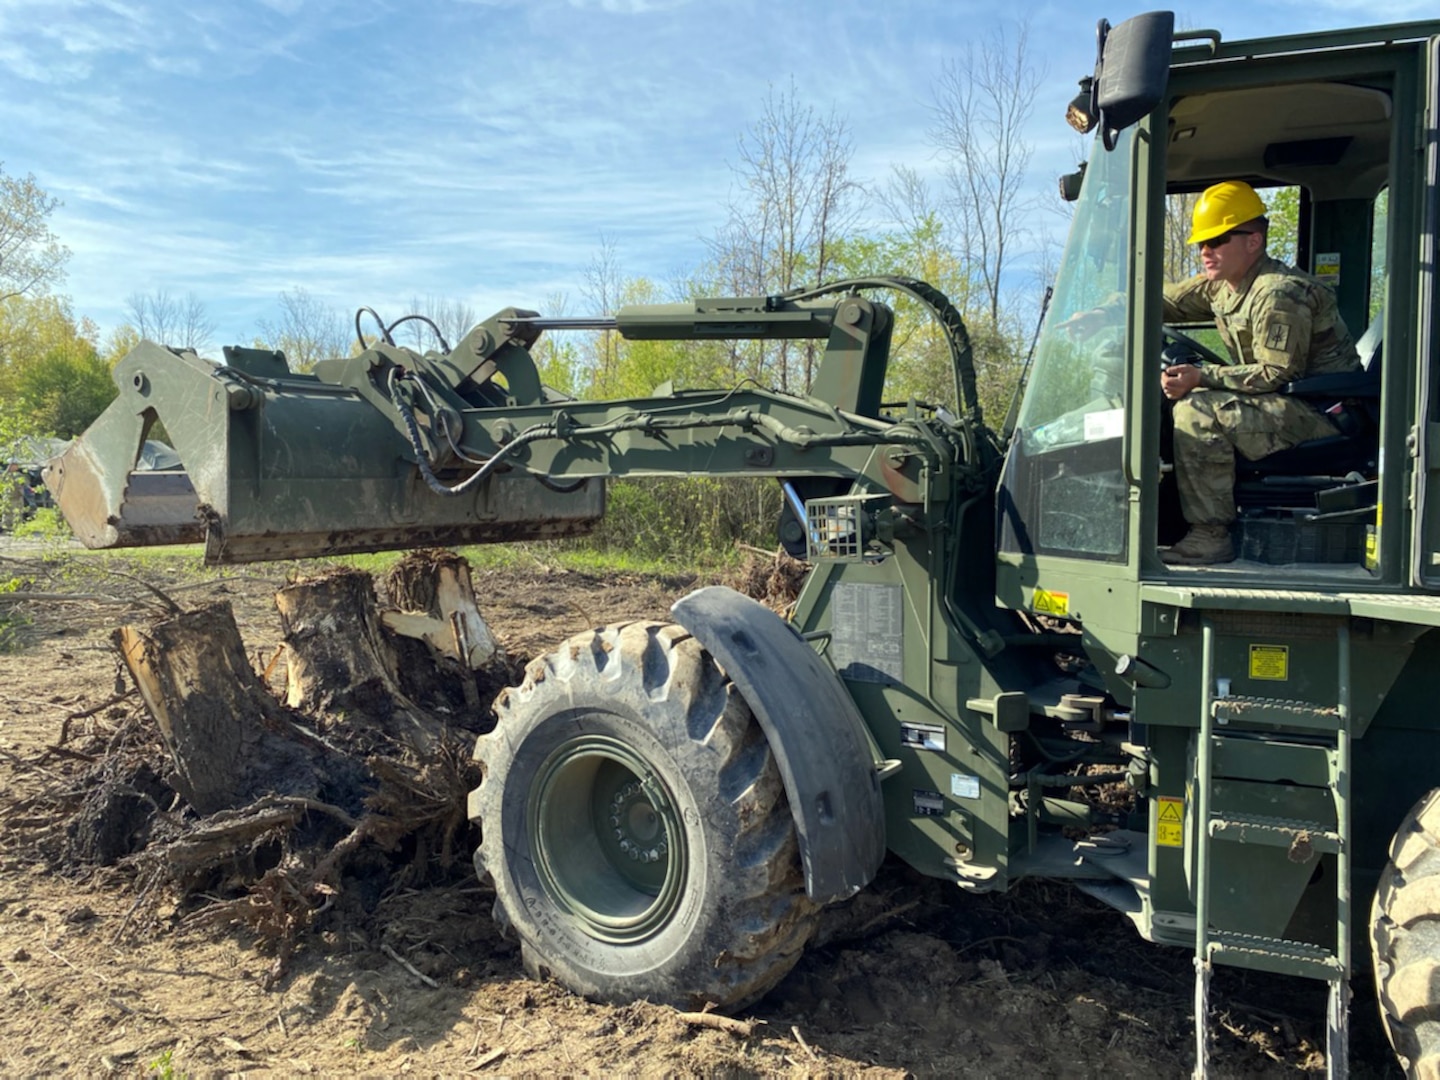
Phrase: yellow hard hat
[{"left": 1187, "top": 181, "right": 1267, "bottom": 245}]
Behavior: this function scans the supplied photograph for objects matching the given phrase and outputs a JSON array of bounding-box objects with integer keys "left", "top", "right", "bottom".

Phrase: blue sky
[{"left": 1, "top": 0, "right": 1432, "bottom": 349}]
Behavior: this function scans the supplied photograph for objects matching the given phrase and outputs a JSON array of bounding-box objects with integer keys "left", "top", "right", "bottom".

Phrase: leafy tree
[
  {"left": 583, "top": 276, "right": 727, "bottom": 400},
  {"left": 530, "top": 291, "right": 580, "bottom": 397},
  {"left": 1264, "top": 186, "right": 1301, "bottom": 266},
  {"left": 101, "top": 323, "right": 143, "bottom": 367},
  {"left": 581, "top": 234, "right": 625, "bottom": 393},
  {"left": 0, "top": 164, "right": 68, "bottom": 305},
  {"left": 0, "top": 294, "right": 112, "bottom": 440},
  {"left": 7, "top": 345, "right": 115, "bottom": 439}
]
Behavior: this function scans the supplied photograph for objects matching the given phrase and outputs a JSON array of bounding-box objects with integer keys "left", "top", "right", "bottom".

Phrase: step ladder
[{"left": 1192, "top": 619, "right": 1351, "bottom": 1079}]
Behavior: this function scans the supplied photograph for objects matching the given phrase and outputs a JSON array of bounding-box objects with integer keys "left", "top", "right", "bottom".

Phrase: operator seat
[{"left": 1233, "top": 309, "right": 1382, "bottom": 503}]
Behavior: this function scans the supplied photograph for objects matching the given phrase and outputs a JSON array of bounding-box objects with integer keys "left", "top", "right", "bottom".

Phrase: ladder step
[
  {"left": 1208, "top": 930, "right": 1344, "bottom": 981},
  {"left": 1208, "top": 813, "right": 1342, "bottom": 853},
  {"left": 1212, "top": 695, "right": 1342, "bottom": 731}
]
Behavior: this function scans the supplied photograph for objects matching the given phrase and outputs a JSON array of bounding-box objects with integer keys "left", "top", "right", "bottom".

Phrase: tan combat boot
[{"left": 1160, "top": 524, "right": 1235, "bottom": 566}]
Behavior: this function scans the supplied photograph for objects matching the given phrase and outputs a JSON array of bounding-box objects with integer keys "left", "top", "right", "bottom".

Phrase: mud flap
[{"left": 671, "top": 586, "right": 886, "bottom": 904}]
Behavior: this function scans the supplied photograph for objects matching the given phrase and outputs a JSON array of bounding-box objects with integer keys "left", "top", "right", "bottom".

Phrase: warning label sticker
[
  {"left": 1156, "top": 797, "right": 1185, "bottom": 848},
  {"left": 1248, "top": 644, "right": 1289, "bottom": 681},
  {"left": 1315, "top": 252, "right": 1341, "bottom": 288},
  {"left": 950, "top": 773, "right": 981, "bottom": 800},
  {"left": 913, "top": 789, "right": 945, "bottom": 817},
  {"left": 1032, "top": 588, "right": 1069, "bottom": 618}
]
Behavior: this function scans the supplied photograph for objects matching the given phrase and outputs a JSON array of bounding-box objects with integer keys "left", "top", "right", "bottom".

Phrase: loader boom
[{"left": 48, "top": 281, "right": 989, "bottom": 564}]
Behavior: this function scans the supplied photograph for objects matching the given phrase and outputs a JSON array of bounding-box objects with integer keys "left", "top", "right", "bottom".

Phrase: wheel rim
[{"left": 528, "top": 733, "right": 686, "bottom": 944}]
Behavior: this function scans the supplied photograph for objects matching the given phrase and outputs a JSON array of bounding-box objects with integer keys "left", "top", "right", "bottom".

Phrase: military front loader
[{"left": 45, "top": 11, "right": 1440, "bottom": 1076}]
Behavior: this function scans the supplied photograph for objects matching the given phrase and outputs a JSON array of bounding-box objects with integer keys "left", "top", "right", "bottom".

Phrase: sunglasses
[{"left": 1197, "top": 229, "right": 1257, "bottom": 251}]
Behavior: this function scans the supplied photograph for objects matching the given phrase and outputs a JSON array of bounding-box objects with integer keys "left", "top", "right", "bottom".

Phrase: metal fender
[{"left": 671, "top": 585, "right": 885, "bottom": 904}]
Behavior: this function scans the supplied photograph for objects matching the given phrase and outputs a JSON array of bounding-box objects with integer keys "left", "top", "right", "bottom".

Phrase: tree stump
[
  {"left": 276, "top": 564, "right": 454, "bottom": 752},
  {"left": 113, "top": 601, "right": 321, "bottom": 815},
  {"left": 275, "top": 568, "right": 397, "bottom": 716},
  {"left": 383, "top": 549, "right": 500, "bottom": 670},
  {"left": 381, "top": 549, "right": 508, "bottom": 718}
]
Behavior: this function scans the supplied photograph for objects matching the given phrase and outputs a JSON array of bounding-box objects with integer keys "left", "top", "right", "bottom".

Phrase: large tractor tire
[
  {"left": 470, "top": 621, "right": 821, "bottom": 1011},
  {"left": 1371, "top": 788, "right": 1440, "bottom": 1078}
]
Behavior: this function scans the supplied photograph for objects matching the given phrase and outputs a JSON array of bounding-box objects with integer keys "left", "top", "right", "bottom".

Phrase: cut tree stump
[
  {"left": 277, "top": 553, "right": 508, "bottom": 748},
  {"left": 382, "top": 549, "right": 505, "bottom": 714},
  {"left": 383, "top": 549, "right": 500, "bottom": 671},
  {"left": 113, "top": 601, "right": 322, "bottom": 815},
  {"left": 275, "top": 568, "right": 398, "bottom": 716},
  {"left": 57, "top": 556, "right": 497, "bottom": 977}
]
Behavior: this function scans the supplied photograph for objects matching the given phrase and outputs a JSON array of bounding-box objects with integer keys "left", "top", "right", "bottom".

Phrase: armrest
[{"left": 1283, "top": 367, "right": 1379, "bottom": 398}]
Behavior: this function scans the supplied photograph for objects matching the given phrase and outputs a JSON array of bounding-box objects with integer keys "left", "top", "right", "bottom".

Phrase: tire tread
[
  {"left": 472, "top": 620, "right": 820, "bottom": 1012},
  {"left": 1373, "top": 789, "right": 1440, "bottom": 1076}
]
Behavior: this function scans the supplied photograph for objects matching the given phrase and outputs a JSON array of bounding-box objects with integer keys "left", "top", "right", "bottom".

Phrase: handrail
[{"left": 1173, "top": 20, "right": 1440, "bottom": 65}]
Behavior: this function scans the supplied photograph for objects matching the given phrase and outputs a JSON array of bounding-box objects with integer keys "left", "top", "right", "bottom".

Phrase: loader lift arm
[{"left": 48, "top": 279, "right": 995, "bottom": 565}]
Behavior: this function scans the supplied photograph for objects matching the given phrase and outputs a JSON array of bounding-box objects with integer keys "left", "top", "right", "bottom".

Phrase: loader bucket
[{"left": 46, "top": 341, "right": 603, "bottom": 564}]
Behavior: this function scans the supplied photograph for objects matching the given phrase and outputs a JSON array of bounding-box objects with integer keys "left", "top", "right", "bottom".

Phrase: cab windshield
[{"left": 998, "top": 127, "right": 1134, "bottom": 561}]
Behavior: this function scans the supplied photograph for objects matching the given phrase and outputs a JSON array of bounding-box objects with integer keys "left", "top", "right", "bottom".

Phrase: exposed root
[{"left": 3, "top": 550, "right": 498, "bottom": 989}]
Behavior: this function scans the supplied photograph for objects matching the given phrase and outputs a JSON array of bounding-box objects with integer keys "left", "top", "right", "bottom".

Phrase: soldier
[{"left": 1158, "top": 181, "right": 1360, "bottom": 565}]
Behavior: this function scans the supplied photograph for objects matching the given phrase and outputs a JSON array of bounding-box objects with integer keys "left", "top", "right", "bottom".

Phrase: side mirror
[
  {"left": 1058, "top": 163, "right": 1087, "bottom": 202},
  {"left": 1094, "top": 11, "right": 1175, "bottom": 149}
]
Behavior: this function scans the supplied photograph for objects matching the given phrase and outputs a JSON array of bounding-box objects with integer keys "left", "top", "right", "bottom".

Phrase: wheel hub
[{"left": 529, "top": 733, "right": 687, "bottom": 943}]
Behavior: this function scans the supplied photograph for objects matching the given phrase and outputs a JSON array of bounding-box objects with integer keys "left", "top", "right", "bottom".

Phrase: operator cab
[
  {"left": 997, "top": 15, "right": 1438, "bottom": 588},
  {"left": 1157, "top": 79, "right": 1390, "bottom": 568}
]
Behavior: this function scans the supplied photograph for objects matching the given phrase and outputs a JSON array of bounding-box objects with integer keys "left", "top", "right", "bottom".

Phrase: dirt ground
[{"left": 0, "top": 544, "right": 1405, "bottom": 1077}]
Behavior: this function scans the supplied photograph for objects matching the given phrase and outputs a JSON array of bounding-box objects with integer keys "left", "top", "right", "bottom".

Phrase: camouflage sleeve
[
  {"left": 1197, "top": 281, "right": 1313, "bottom": 394},
  {"left": 1162, "top": 275, "right": 1216, "bottom": 323}
]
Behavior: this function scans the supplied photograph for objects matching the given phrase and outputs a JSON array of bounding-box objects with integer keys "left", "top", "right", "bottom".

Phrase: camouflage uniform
[{"left": 1164, "top": 254, "right": 1359, "bottom": 525}]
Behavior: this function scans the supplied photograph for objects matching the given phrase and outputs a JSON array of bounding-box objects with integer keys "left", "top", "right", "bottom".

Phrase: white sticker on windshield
[{"left": 1083, "top": 408, "right": 1125, "bottom": 442}]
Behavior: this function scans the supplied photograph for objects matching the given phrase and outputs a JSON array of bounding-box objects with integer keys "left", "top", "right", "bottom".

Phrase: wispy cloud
[{"left": 567, "top": 0, "right": 691, "bottom": 12}]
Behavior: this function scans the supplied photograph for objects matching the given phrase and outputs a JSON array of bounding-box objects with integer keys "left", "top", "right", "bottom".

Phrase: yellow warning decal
[
  {"left": 1032, "top": 588, "right": 1069, "bottom": 617},
  {"left": 1365, "top": 527, "right": 1378, "bottom": 572},
  {"left": 1156, "top": 796, "right": 1184, "bottom": 848},
  {"left": 1248, "top": 644, "right": 1289, "bottom": 681}
]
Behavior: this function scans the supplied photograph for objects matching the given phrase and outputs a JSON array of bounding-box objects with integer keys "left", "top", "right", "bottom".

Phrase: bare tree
[
  {"left": 0, "top": 164, "right": 69, "bottom": 303},
  {"left": 582, "top": 234, "right": 624, "bottom": 393},
  {"left": 125, "top": 289, "right": 215, "bottom": 353},
  {"left": 400, "top": 296, "right": 478, "bottom": 353},
  {"left": 1163, "top": 192, "right": 1203, "bottom": 282},
  {"left": 929, "top": 20, "right": 1043, "bottom": 327},
  {"left": 178, "top": 293, "right": 216, "bottom": 354},
  {"left": 710, "top": 80, "right": 863, "bottom": 391},
  {"left": 126, "top": 289, "right": 177, "bottom": 343},
  {"left": 255, "top": 288, "right": 348, "bottom": 373}
]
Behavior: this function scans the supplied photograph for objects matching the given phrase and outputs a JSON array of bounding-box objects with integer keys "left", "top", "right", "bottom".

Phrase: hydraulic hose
[{"left": 388, "top": 367, "right": 555, "bottom": 498}]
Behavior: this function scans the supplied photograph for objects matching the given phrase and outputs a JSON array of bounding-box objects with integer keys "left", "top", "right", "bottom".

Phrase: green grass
[
  {"left": 39, "top": 539, "right": 743, "bottom": 580},
  {"left": 0, "top": 573, "right": 31, "bottom": 653},
  {"left": 10, "top": 506, "right": 71, "bottom": 541}
]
